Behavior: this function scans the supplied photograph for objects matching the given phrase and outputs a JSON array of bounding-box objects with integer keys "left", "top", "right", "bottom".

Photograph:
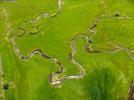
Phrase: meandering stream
[{"left": 6, "top": 0, "right": 134, "bottom": 87}]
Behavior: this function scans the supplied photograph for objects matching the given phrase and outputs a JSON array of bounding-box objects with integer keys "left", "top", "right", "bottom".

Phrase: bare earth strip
[
  {"left": 0, "top": 55, "right": 5, "bottom": 100},
  {"left": 128, "top": 81, "right": 134, "bottom": 100},
  {"left": 2, "top": 7, "right": 12, "bottom": 37}
]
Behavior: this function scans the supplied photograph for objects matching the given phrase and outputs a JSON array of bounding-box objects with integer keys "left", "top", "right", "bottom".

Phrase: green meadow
[{"left": 0, "top": 0, "right": 134, "bottom": 100}]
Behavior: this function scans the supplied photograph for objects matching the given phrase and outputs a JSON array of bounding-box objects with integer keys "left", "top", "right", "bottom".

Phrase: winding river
[{"left": 6, "top": 0, "right": 134, "bottom": 87}]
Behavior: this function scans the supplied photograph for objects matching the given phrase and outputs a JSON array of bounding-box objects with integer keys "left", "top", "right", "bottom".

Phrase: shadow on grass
[
  {"left": 84, "top": 66, "right": 128, "bottom": 100},
  {"left": 35, "top": 80, "right": 61, "bottom": 100}
]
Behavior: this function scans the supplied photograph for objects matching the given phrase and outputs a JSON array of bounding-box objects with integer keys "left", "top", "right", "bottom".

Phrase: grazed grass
[{"left": 0, "top": 0, "right": 134, "bottom": 100}]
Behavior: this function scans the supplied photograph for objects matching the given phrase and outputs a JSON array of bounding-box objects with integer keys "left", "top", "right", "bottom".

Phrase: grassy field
[{"left": 0, "top": 0, "right": 134, "bottom": 100}]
